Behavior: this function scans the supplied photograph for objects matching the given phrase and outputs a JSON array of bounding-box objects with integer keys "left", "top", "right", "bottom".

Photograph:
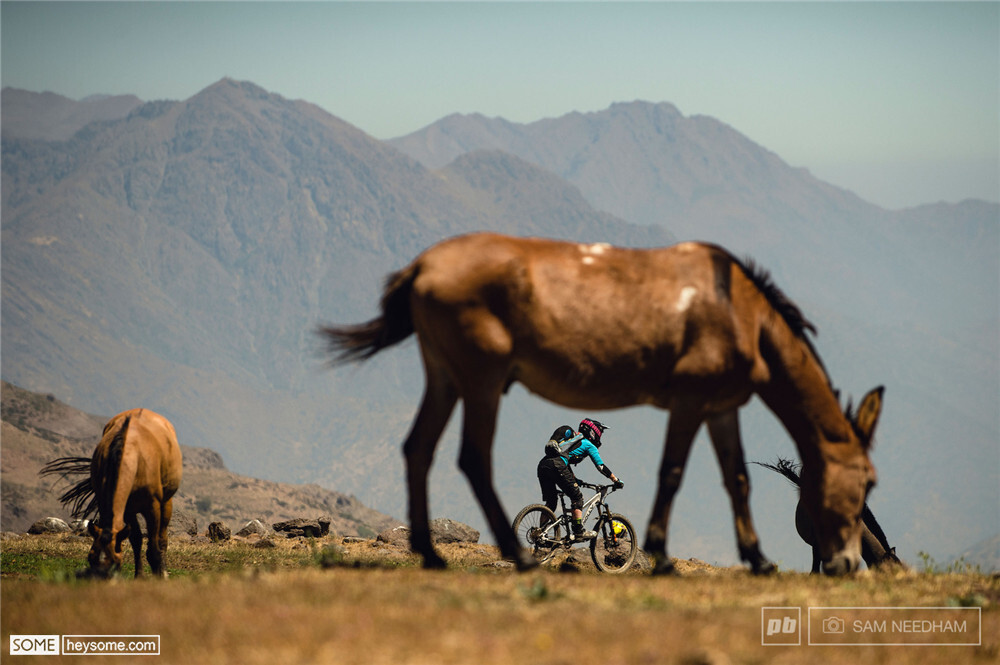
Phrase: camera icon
[{"left": 822, "top": 616, "right": 846, "bottom": 634}]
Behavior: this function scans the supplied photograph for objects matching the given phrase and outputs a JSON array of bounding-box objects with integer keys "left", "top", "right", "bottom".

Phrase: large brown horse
[
  {"left": 40, "top": 408, "right": 182, "bottom": 578},
  {"left": 320, "top": 233, "right": 881, "bottom": 575}
]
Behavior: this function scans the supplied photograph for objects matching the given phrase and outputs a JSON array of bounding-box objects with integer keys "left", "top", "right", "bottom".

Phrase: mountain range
[
  {"left": 1, "top": 89, "right": 143, "bottom": 142},
  {"left": 1, "top": 80, "right": 996, "bottom": 570}
]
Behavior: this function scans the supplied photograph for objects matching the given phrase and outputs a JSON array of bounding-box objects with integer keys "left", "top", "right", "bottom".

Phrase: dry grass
[{"left": 2, "top": 534, "right": 997, "bottom": 664}]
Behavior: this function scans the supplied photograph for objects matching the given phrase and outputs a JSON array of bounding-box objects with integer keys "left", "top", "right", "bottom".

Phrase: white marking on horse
[
  {"left": 579, "top": 242, "right": 611, "bottom": 255},
  {"left": 676, "top": 286, "right": 698, "bottom": 312}
]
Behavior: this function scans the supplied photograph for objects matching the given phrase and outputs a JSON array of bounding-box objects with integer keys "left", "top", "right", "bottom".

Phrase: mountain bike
[{"left": 512, "top": 481, "right": 637, "bottom": 573}]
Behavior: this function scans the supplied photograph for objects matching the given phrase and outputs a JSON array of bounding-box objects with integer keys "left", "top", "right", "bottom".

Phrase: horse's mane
[
  {"left": 739, "top": 258, "right": 817, "bottom": 338},
  {"left": 743, "top": 258, "right": 879, "bottom": 432},
  {"left": 737, "top": 257, "right": 833, "bottom": 388}
]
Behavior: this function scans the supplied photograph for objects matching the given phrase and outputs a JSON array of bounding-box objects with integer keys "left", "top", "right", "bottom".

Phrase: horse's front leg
[
  {"left": 403, "top": 367, "right": 458, "bottom": 569},
  {"left": 795, "top": 500, "right": 822, "bottom": 573},
  {"left": 645, "top": 409, "right": 701, "bottom": 575},
  {"left": 707, "top": 411, "right": 775, "bottom": 575}
]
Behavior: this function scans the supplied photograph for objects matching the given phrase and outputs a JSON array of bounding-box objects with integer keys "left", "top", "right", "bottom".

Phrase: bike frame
[{"left": 558, "top": 481, "right": 614, "bottom": 528}]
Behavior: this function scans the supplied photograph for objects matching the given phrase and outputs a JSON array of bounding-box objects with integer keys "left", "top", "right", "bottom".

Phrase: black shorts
[{"left": 537, "top": 456, "right": 583, "bottom": 510}]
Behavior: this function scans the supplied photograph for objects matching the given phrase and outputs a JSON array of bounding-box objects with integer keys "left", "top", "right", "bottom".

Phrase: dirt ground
[{"left": 2, "top": 535, "right": 996, "bottom": 664}]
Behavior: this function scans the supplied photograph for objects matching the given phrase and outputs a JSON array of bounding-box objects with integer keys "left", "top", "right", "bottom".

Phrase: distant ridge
[{"left": 1, "top": 87, "right": 142, "bottom": 141}]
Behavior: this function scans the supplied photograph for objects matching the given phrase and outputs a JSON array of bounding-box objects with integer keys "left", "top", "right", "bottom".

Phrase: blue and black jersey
[{"left": 559, "top": 436, "right": 605, "bottom": 469}]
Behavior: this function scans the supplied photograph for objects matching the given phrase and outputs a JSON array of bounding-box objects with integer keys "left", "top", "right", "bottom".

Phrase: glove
[{"left": 613, "top": 480, "right": 624, "bottom": 490}]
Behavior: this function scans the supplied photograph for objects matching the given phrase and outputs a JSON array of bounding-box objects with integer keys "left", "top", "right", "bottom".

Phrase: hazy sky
[{"left": 2, "top": 1, "right": 998, "bottom": 210}]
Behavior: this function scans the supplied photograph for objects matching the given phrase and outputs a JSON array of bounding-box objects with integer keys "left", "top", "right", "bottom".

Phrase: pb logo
[{"left": 762, "top": 607, "right": 801, "bottom": 645}]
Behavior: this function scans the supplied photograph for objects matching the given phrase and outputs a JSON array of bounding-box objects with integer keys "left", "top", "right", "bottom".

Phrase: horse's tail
[
  {"left": 752, "top": 457, "right": 802, "bottom": 488},
  {"left": 95, "top": 415, "right": 131, "bottom": 528},
  {"left": 317, "top": 263, "right": 418, "bottom": 365},
  {"left": 39, "top": 456, "right": 97, "bottom": 519}
]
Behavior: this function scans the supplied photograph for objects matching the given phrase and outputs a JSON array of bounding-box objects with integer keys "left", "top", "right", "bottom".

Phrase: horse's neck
[{"left": 755, "top": 307, "right": 854, "bottom": 461}]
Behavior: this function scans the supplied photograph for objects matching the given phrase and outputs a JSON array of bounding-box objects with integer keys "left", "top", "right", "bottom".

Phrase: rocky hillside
[{"left": 1, "top": 381, "right": 401, "bottom": 537}]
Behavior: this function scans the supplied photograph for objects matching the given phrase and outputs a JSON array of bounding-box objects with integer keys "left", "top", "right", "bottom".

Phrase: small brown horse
[
  {"left": 755, "top": 457, "right": 904, "bottom": 573},
  {"left": 40, "top": 408, "right": 182, "bottom": 578},
  {"left": 320, "top": 233, "right": 881, "bottom": 575}
]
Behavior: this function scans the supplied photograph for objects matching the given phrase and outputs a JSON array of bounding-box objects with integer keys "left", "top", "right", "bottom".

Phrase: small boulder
[
  {"left": 429, "top": 518, "right": 479, "bottom": 544},
  {"left": 375, "top": 519, "right": 480, "bottom": 548},
  {"left": 272, "top": 517, "right": 331, "bottom": 538},
  {"left": 236, "top": 519, "right": 274, "bottom": 538},
  {"left": 376, "top": 525, "right": 412, "bottom": 549},
  {"left": 342, "top": 536, "right": 368, "bottom": 544},
  {"left": 28, "top": 517, "right": 70, "bottom": 535},
  {"left": 169, "top": 511, "right": 199, "bottom": 537},
  {"left": 207, "top": 521, "right": 231, "bottom": 542}
]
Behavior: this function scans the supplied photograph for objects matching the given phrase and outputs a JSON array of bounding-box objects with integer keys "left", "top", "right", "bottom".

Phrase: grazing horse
[
  {"left": 754, "top": 458, "right": 904, "bottom": 573},
  {"left": 40, "top": 408, "right": 182, "bottom": 578},
  {"left": 319, "top": 233, "right": 881, "bottom": 575}
]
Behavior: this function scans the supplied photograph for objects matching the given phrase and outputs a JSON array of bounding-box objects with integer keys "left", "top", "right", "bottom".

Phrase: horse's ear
[{"left": 854, "top": 386, "right": 885, "bottom": 448}]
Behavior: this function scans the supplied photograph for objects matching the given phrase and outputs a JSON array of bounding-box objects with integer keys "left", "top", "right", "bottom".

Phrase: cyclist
[{"left": 536, "top": 418, "right": 624, "bottom": 540}]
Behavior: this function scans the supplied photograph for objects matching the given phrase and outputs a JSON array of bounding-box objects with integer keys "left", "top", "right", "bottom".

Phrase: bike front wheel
[
  {"left": 512, "top": 504, "right": 561, "bottom": 563},
  {"left": 590, "top": 512, "right": 638, "bottom": 573}
]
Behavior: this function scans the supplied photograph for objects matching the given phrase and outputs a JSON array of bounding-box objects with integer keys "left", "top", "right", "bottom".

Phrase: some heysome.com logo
[{"left": 762, "top": 607, "right": 801, "bottom": 645}]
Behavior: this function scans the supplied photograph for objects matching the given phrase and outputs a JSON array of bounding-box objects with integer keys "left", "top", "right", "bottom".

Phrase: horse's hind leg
[
  {"left": 457, "top": 392, "right": 536, "bottom": 571},
  {"left": 127, "top": 515, "right": 143, "bottom": 577},
  {"left": 644, "top": 408, "right": 701, "bottom": 575},
  {"left": 159, "top": 497, "right": 173, "bottom": 569},
  {"left": 143, "top": 498, "right": 168, "bottom": 578},
  {"left": 404, "top": 365, "right": 458, "bottom": 569},
  {"left": 706, "top": 411, "right": 775, "bottom": 575}
]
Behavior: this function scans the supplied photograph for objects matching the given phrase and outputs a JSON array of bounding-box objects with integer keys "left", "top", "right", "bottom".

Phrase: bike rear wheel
[
  {"left": 590, "top": 512, "right": 637, "bottom": 573},
  {"left": 512, "top": 504, "right": 561, "bottom": 563}
]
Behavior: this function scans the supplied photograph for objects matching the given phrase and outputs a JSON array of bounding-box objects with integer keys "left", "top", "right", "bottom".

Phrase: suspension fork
[{"left": 597, "top": 498, "right": 619, "bottom": 546}]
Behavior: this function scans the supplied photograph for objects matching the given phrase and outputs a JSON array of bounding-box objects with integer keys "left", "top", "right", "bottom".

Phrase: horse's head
[
  {"left": 86, "top": 521, "right": 130, "bottom": 578},
  {"left": 800, "top": 386, "right": 883, "bottom": 576}
]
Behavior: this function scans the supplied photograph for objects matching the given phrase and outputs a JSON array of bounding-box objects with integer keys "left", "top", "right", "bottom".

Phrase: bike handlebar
[{"left": 578, "top": 481, "right": 619, "bottom": 492}]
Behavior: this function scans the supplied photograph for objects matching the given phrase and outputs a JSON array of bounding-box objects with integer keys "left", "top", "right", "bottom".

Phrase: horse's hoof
[
  {"left": 651, "top": 557, "right": 678, "bottom": 576},
  {"left": 421, "top": 554, "right": 448, "bottom": 570},
  {"left": 515, "top": 553, "right": 540, "bottom": 572},
  {"left": 752, "top": 560, "right": 777, "bottom": 576}
]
